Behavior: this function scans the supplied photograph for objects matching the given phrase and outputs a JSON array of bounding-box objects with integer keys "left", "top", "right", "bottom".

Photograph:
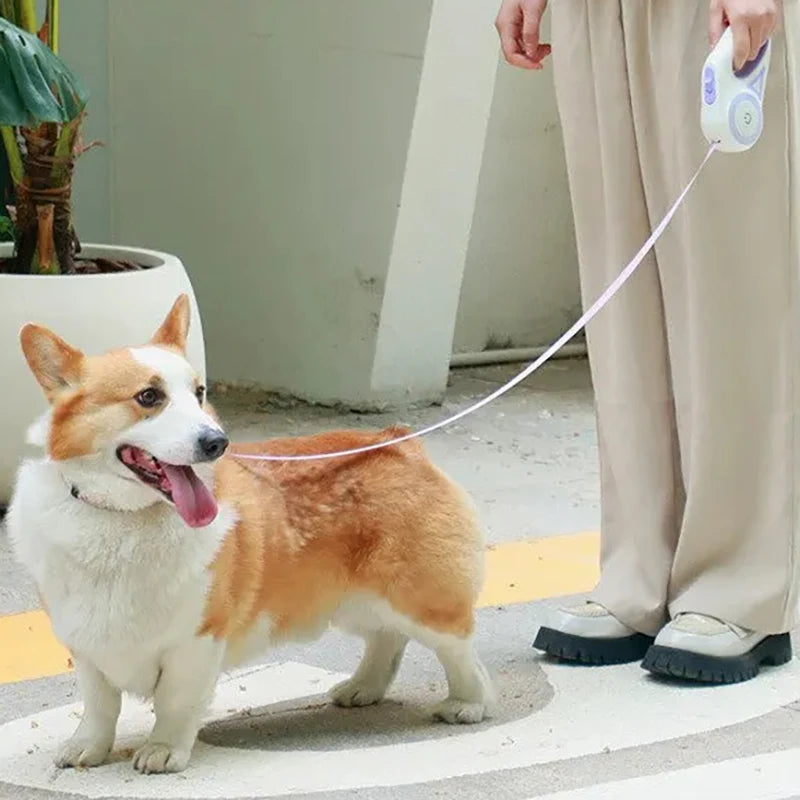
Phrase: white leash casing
[{"left": 702, "top": 27, "right": 771, "bottom": 153}]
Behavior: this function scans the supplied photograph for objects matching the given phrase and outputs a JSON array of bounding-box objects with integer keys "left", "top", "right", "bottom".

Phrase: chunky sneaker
[
  {"left": 534, "top": 602, "right": 655, "bottom": 665},
  {"left": 642, "top": 613, "right": 793, "bottom": 684}
]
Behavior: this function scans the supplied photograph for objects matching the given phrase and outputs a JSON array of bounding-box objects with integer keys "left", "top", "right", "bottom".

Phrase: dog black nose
[{"left": 197, "top": 430, "right": 229, "bottom": 462}]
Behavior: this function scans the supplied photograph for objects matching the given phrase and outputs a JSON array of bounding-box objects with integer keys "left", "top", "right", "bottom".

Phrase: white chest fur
[{"left": 7, "top": 459, "right": 234, "bottom": 695}]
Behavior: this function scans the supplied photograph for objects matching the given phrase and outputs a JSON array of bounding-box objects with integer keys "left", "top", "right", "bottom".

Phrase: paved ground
[{"left": 2, "top": 360, "right": 800, "bottom": 799}]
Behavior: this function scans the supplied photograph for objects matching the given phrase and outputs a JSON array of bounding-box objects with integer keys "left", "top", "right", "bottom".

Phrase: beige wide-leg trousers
[{"left": 550, "top": 0, "right": 800, "bottom": 635}]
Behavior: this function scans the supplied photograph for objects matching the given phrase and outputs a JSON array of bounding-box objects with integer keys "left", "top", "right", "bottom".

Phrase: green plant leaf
[
  {"left": 0, "top": 16, "right": 87, "bottom": 126},
  {"left": 0, "top": 214, "right": 15, "bottom": 241}
]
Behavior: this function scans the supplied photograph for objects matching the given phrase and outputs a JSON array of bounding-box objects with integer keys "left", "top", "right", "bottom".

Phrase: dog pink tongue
[{"left": 161, "top": 464, "right": 218, "bottom": 528}]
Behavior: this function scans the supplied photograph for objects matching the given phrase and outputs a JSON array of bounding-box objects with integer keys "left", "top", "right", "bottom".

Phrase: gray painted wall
[{"left": 60, "top": 1, "right": 581, "bottom": 403}]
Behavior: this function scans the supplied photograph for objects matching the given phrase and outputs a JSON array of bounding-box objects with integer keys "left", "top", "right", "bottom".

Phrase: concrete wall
[
  {"left": 106, "top": 0, "right": 433, "bottom": 405},
  {"left": 453, "top": 25, "right": 580, "bottom": 354},
  {"left": 56, "top": 0, "right": 111, "bottom": 244},
  {"left": 61, "top": 1, "right": 580, "bottom": 407}
]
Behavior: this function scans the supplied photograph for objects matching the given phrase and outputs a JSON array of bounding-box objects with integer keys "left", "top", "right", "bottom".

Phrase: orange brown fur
[
  {"left": 202, "top": 429, "right": 484, "bottom": 646},
  {"left": 47, "top": 351, "right": 171, "bottom": 460},
  {"left": 151, "top": 294, "right": 191, "bottom": 353}
]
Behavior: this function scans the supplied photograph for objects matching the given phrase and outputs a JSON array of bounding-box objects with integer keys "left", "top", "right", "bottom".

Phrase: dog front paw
[
  {"left": 55, "top": 734, "right": 113, "bottom": 769},
  {"left": 132, "top": 742, "right": 191, "bottom": 774}
]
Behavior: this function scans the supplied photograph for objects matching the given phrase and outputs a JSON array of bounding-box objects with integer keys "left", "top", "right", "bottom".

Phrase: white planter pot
[{"left": 0, "top": 244, "right": 206, "bottom": 504}]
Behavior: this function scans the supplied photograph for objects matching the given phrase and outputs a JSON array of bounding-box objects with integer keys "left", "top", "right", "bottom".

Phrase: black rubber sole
[
  {"left": 533, "top": 626, "right": 654, "bottom": 665},
  {"left": 641, "top": 633, "right": 793, "bottom": 684}
]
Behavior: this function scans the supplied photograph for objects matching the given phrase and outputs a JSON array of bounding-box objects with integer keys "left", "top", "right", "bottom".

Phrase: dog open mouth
[{"left": 117, "top": 445, "right": 218, "bottom": 528}]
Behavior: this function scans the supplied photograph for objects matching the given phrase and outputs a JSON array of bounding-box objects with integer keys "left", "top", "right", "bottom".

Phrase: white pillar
[{"left": 369, "top": 0, "right": 500, "bottom": 405}]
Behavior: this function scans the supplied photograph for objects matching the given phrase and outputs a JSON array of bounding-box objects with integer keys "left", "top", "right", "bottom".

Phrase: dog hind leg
[{"left": 330, "top": 628, "right": 409, "bottom": 707}]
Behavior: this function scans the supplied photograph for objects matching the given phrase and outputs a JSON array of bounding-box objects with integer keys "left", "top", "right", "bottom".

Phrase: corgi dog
[{"left": 7, "top": 295, "right": 493, "bottom": 775}]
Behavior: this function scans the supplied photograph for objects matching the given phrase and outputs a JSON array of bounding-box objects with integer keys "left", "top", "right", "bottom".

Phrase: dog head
[{"left": 20, "top": 294, "right": 226, "bottom": 528}]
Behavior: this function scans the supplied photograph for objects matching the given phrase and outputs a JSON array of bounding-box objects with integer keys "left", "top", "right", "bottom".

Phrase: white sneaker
[
  {"left": 533, "top": 602, "right": 654, "bottom": 665},
  {"left": 642, "top": 612, "right": 792, "bottom": 684}
]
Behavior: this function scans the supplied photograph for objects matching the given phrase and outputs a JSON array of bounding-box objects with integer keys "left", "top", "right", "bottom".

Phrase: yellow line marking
[
  {"left": 0, "top": 531, "right": 600, "bottom": 685},
  {"left": 0, "top": 610, "right": 72, "bottom": 685},
  {"left": 478, "top": 530, "right": 599, "bottom": 607}
]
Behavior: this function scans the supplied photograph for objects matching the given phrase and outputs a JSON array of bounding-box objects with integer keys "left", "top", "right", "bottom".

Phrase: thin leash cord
[{"left": 235, "top": 143, "right": 718, "bottom": 464}]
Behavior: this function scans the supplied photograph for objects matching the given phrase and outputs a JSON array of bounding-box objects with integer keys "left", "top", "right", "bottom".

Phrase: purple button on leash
[{"left": 703, "top": 66, "right": 717, "bottom": 105}]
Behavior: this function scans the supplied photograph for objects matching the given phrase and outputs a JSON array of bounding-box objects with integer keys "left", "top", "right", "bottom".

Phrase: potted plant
[{"left": 0, "top": 1, "right": 206, "bottom": 502}]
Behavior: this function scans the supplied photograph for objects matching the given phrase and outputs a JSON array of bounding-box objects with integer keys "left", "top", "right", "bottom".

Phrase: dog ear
[
  {"left": 20, "top": 324, "right": 84, "bottom": 400},
  {"left": 151, "top": 294, "right": 190, "bottom": 353}
]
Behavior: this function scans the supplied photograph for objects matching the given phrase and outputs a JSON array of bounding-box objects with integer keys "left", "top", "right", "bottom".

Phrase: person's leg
[
  {"left": 534, "top": 0, "right": 683, "bottom": 663},
  {"left": 624, "top": 0, "right": 799, "bottom": 682}
]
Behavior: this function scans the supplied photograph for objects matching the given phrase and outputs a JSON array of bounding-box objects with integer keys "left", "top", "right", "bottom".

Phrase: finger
[
  {"left": 495, "top": 8, "right": 524, "bottom": 63},
  {"left": 708, "top": 0, "right": 726, "bottom": 46},
  {"left": 511, "top": 41, "right": 550, "bottom": 69},
  {"left": 751, "top": 12, "right": 776, "bottom": 57},
  {"left": 765, "top": 7, "right": 779, "bottom": 37},
  {"left": 748, "top": 19, "right": 767, "bottom": 59},
  {"left": 499, "top": 30, "right": 525, "bottom": 64},
  {"left": 730, "top": 18, "right": 752, "bottom": 69},
  {"left": 507, "top": 52, "right": 542, "bottom": 69},
  {"left": 498, "top": 27, "right": 524, "bottom": 63},
  {"left": 520, "top": 5, "right": 541, "bottom": 58},
  {"left": 532, "top": 43, "right": 552, "bottom": 63}
]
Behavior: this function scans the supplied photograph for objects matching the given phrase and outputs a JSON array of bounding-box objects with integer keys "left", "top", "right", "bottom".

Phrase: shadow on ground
[{"left": 200, "top": 656, "right": 553, "bottom": 751}]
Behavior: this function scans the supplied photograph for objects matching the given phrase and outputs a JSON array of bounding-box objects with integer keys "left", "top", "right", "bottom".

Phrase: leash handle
[
  {"left": 701, "top": 27, "right": 771, "bottom": 152},
  {"left": 234, "top": 143, "right": 718, "bottom": 464}
]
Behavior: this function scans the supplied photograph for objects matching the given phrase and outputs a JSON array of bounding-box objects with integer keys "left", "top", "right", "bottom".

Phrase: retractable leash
[
  {"left": 234, "top": 28, "right": 769, "bottom": 465},
  {"left": 701, "top": 27, "right": 771, "bottom": 152}
]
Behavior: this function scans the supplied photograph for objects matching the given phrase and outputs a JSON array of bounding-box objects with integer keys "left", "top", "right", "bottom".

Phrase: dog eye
[
  {"left": 195, "top": 386, "right": 206, "bottom": 405},
  {"left": 135, "top": 388, "right": 163, "bottom": 408}
]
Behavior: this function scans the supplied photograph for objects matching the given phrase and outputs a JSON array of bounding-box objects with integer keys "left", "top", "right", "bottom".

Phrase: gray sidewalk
[{"left": 1, "top": 360, "right": 799, "bottom": 800}]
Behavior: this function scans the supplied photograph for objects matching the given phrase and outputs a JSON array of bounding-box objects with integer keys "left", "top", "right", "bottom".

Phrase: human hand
[
  {"left": 495, "top": 0, "right": 551, "bottom": 70},
  {"left": 709, "top": 0, "right": 779, "bottom": 70}
]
